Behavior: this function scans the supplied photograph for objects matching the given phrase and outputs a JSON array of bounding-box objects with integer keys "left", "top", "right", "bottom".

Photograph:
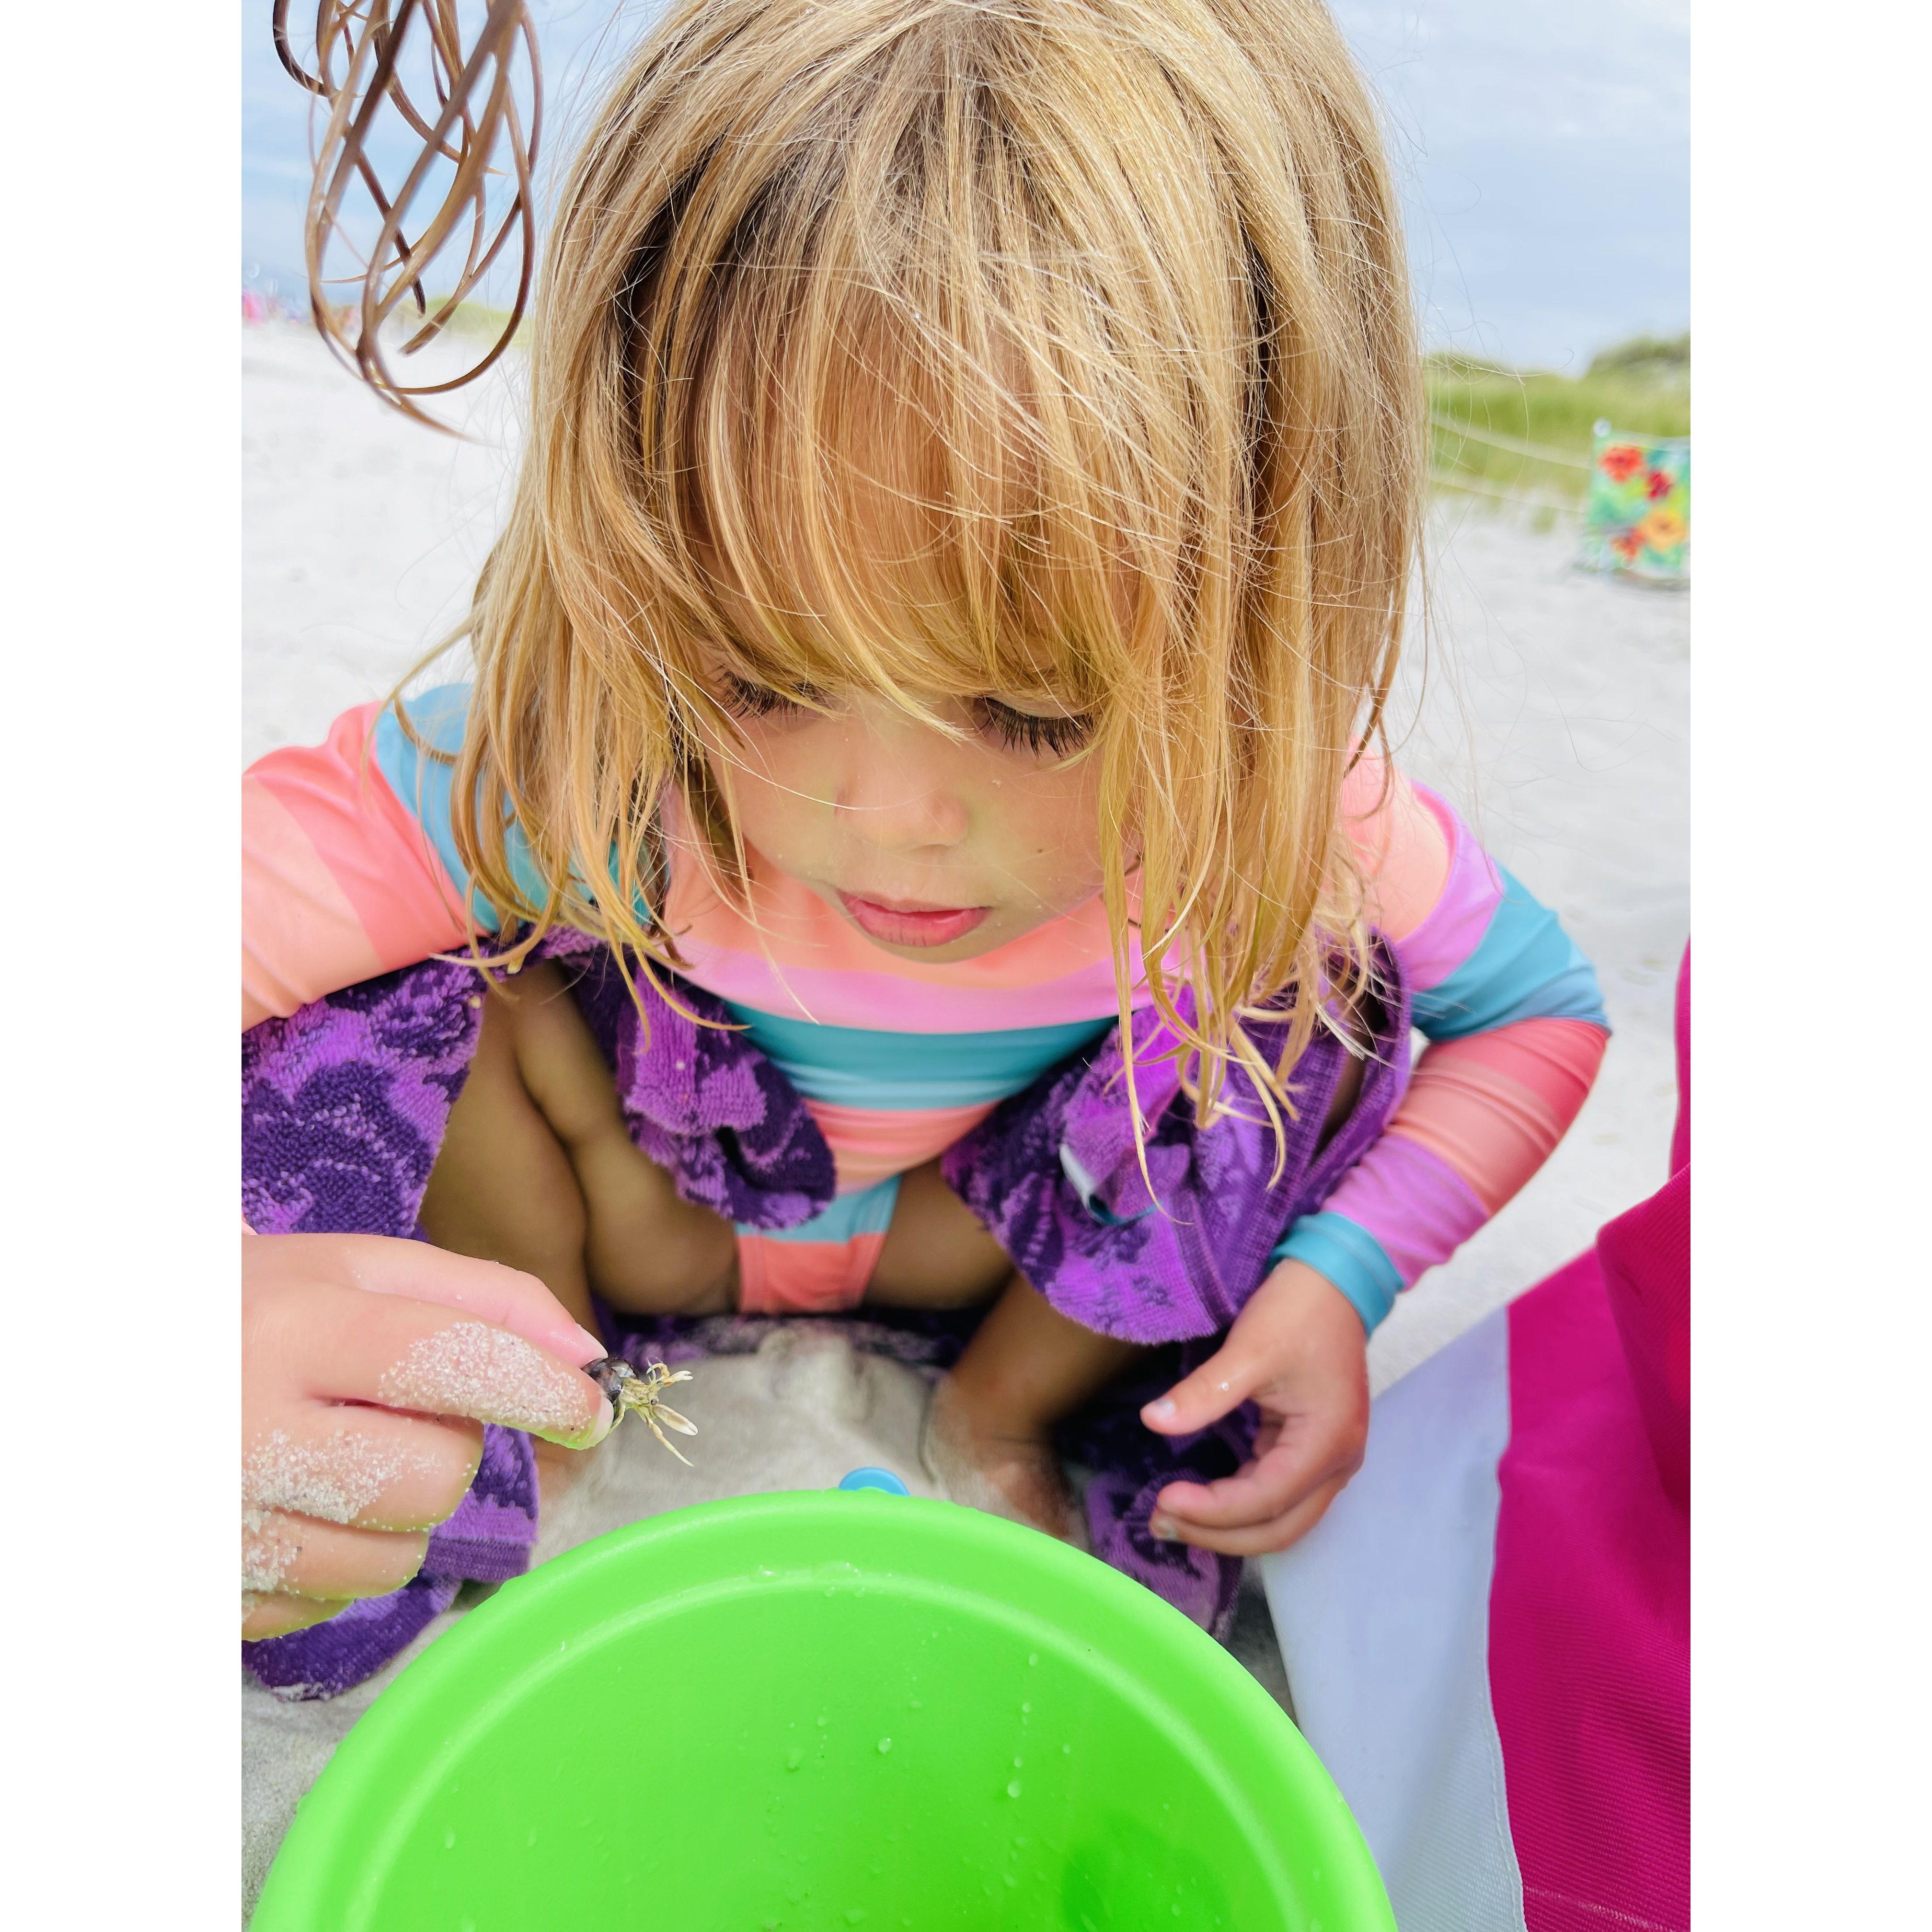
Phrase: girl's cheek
[
  {"left": 989, "top": 768, "right": 1109, "bottom": 891},
  {"left": 703, "top": 726, "right": 830, "bottom": 840}
]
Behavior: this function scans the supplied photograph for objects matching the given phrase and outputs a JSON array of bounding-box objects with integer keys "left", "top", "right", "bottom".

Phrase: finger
[
  {"left": 1139, "top": 1337, "right": 1274, "bottom": 1437},
  {"left": 243, "top": 1408, "right": 483, "bottom": 1533},
  {"left": 243, "top": 1509, "right": 430, "bottom": 1601},
  {"left": 242, "top": 1591, "right": 344, "bottom": 1641},
  {"left": 1152, "top": 1472, "right": 1349, "bottom": 1558},
  {"left": 261, "top": 1278, "right": 613, "bottom": 1449},
  {"left": 272, "top": 1233, "right": 606, "bottom": 1368},
  {"left": 1150, "top": 1414, "right": 1362, "bottom": 1530}
]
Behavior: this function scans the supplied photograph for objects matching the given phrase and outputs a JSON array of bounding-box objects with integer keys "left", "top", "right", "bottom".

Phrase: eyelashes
[
  {"left": 720, "top": 674, "right": 812, "bottom": 721},
  {"left": 720, "top": 677, "right": 1094, "bottom": 759},
  {"left": 973, "top": 699, "right": 1094, "bottom": 758}
]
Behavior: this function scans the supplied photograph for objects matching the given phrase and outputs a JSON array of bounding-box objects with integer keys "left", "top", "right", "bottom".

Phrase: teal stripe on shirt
[
  {"left": 1271, "top": 1211, "right": 1405, "bottom": 1334},
  {"left": 372, "top": 684, "right": 550, "bottom": 925},
  {"left": 738, "top": 1175, "right": 903, "bottom": 1243},
  {"left": 729, "top": 1003, "right": 1113, "bottom": 1109},
  {"left": 1412, "top": 868, "right": 1609, "bottom": 1040}
]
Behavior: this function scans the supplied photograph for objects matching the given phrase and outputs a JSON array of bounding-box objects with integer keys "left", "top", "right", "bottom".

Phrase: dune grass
[{"left": 1426, "top": 334, "right": 1690, "bottom": 505}]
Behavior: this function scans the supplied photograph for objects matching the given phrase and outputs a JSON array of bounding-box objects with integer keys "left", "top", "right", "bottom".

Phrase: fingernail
[
  {"left": 571, "top": 1324, "right": 607, "bottom": 1364},
  {"left": 1145, "top": 1399, "right": 1177, "bottom": 1422},
  {"left": 562, "top": 1392, "right": 616, "bottom": 1451},
  {"left": 1150, "top": 1515, "right": 1177, "bottom": 1541}
]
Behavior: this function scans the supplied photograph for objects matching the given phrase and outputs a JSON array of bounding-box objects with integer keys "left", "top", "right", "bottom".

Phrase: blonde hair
[{"left": 440, "top": 0, "right": 1422, "bottom": 1138}]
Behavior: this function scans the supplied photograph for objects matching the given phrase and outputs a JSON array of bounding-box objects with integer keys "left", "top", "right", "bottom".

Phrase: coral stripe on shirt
[
  {"left": 1341, "top": 758, "right": 1454, "bottom": 943},
  {"left": 242, "top": 778, "right": 387, "bottom": 1029},
  {"left": 245, "top": 703, "right": 471, "bottom": 1024},
  {"left": 1384, "top": 1019, "right": 1610, "bottom": 1216},
  {"left": 801, "top": 1098, "right": 1001, "bottom": 1193}
]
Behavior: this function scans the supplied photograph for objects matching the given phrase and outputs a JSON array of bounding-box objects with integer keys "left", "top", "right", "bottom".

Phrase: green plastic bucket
[{"left": 253, "top": 1490, "right": 1392, "bottom": 1931}]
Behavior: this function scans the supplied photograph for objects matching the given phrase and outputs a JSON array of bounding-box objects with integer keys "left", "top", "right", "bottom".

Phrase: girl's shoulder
[{"left": 1339, "top": 755, "right": 1491, "bottom": 947}]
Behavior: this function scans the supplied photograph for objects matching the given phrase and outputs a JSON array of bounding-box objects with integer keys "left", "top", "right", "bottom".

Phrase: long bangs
[{"left": 635, "top": 110, "right": 1184, "bottom": 729}]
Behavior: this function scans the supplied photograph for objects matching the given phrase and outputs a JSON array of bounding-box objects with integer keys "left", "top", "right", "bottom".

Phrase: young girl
[{"left": 242, "top": 0, "right": 1607, "bottom": 1679}]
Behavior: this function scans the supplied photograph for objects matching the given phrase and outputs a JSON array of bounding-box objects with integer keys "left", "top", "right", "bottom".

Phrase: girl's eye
[
  {"left": 975, "top": 698, "right": 1094, "bottom": 759},
  {"left": 722, "top": 674, "right": 815, "bottom": 721}
]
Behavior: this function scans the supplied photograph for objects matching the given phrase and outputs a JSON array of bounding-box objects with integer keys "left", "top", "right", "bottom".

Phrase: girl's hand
[
  {"left": 1138, "top": 1259, "right": 1369, "bottom": 1556},
  {"left": 242, "top": 1233, "right": 613, "bottom": 1641}
]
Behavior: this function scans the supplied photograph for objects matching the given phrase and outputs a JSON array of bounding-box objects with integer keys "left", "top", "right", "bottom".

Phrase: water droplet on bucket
[
  {"left": 816, "top": 1714, "right": 829, "bottom": 1727},
  {"left": 1021, "top": 1701, "right": 1032, "bottom": 1714},
  {"left": 1061, "top": 1743, "right": 1072, "bottom": 1755},
  {"left": 1006, "top": 1780, "right": 1023, "bottom": 1798},
  {"left": 787, "top": 1748, "right": 805, "bottom": 1771},
  {"left": 1012, "top": 1756, "right": 1024, "bottom": 1768},
  {"left": 1027, "top": 1652, "right": 1039, "bottom": 1666},
  {"left": 442, "top": 1828, "right": 456, "bottom": 1850},
  {"left": 877, "top": 1737, "right": 893, "bottom": 1753}
]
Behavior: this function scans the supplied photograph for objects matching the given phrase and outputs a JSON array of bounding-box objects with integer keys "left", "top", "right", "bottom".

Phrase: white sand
[{"left": 241, "top": 323, "right": 1687, "bottom": 1913}]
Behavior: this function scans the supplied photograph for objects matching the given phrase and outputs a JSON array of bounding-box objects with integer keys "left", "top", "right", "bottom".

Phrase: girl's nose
[{"left": 832, "top": 721, "right": 970, "bottom": 852}]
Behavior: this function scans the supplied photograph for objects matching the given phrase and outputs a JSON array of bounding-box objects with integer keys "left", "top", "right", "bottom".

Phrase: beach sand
[{"left": 242, "top": 323, "right": 1687, "bottom": 1911}]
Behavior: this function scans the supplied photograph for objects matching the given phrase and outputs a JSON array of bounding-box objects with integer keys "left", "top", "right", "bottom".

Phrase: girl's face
[{"left": 701, "top": 679, "right": 1111, "bottom": 963}]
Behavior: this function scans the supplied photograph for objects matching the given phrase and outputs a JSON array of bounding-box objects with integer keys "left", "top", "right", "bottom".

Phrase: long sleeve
[
  {"left": 242, "top": 690, "right": 482, "bottom": 1028},
  {"left": 1271, "top": 766, "right": 1610, "bottom": 1331}
]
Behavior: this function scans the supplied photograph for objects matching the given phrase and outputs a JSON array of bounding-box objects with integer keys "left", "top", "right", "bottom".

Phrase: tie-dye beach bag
[{"left": 1578, "top": 423, "right": 1690, "bottom": 585}]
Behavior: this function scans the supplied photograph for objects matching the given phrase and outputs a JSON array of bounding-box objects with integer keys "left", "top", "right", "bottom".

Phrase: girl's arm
[
  {"left": 1139, "top": 765, "right": 1609, "bottom": 1556},
  {"left": 1269, "top": 763, "right": 1610, "bottom": 1332},
  {"left": 243, "top": 687, "right": 485, "bottom": 1029}
]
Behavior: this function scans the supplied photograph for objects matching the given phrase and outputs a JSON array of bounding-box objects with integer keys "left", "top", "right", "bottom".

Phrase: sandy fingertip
[{"left": 380, "top": 1320, "right": 607, "bottom": 1445}]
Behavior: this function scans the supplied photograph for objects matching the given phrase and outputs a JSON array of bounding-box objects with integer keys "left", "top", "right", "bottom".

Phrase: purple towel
[
  {"left": 243, "top": 1426, "right": 539, "bottom": 1701},
  {"left": 242, "top": 934, "right": 1407, "bottom": 1696}
]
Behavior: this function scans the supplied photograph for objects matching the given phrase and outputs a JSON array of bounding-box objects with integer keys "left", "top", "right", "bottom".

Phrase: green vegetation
[
  {"left": 1426, "top": 334, "right": 1690, "bottom": 505},
  {"left": 427, "top": 299, "right": 529, "bottom": 344}
]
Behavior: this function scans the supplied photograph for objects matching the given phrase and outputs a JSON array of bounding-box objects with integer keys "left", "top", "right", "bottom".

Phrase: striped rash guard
[{"left": 242, "top": 687, "right": 1609, "bottom": 1332}]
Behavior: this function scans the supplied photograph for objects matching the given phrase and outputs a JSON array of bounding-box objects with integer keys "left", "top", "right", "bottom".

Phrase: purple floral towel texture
[{"left": 242, "top": 933, "right": 1408, "bottom": 1698}]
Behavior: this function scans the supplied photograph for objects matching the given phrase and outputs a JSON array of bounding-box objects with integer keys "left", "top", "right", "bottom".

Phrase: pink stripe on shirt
[
  {"left": 1382, "top": 785, "right": 1505, "bottom": 991},
  {"left": 672, "top": 940, "right": 1127, "bottom": 1032},
  {"left": 662, "top": 823, "right": 1133, "bottom": 1031},
  {"left": 1319, "top": 1133, "right": 1492, "bottom": 1288}
]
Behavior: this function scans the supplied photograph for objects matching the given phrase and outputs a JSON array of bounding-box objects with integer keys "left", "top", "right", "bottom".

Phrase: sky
[{"left": 242, "top": 0, "right": 1688, "bottom": 374}]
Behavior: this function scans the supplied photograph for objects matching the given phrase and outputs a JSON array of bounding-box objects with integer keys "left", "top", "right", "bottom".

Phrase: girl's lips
[{"left": 836, "top": 892, "right": 990, "bottom": 948}]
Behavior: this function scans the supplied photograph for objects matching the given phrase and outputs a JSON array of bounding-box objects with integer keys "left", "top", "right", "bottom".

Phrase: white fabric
[{"left": 1259, "top": 1309, "right": 1526, "bottom": 1932}]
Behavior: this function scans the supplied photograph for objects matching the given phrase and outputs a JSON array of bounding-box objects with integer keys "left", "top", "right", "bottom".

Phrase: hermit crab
[{"left": 585, "top": 1357, "right": 699, "bottom": 1466}]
